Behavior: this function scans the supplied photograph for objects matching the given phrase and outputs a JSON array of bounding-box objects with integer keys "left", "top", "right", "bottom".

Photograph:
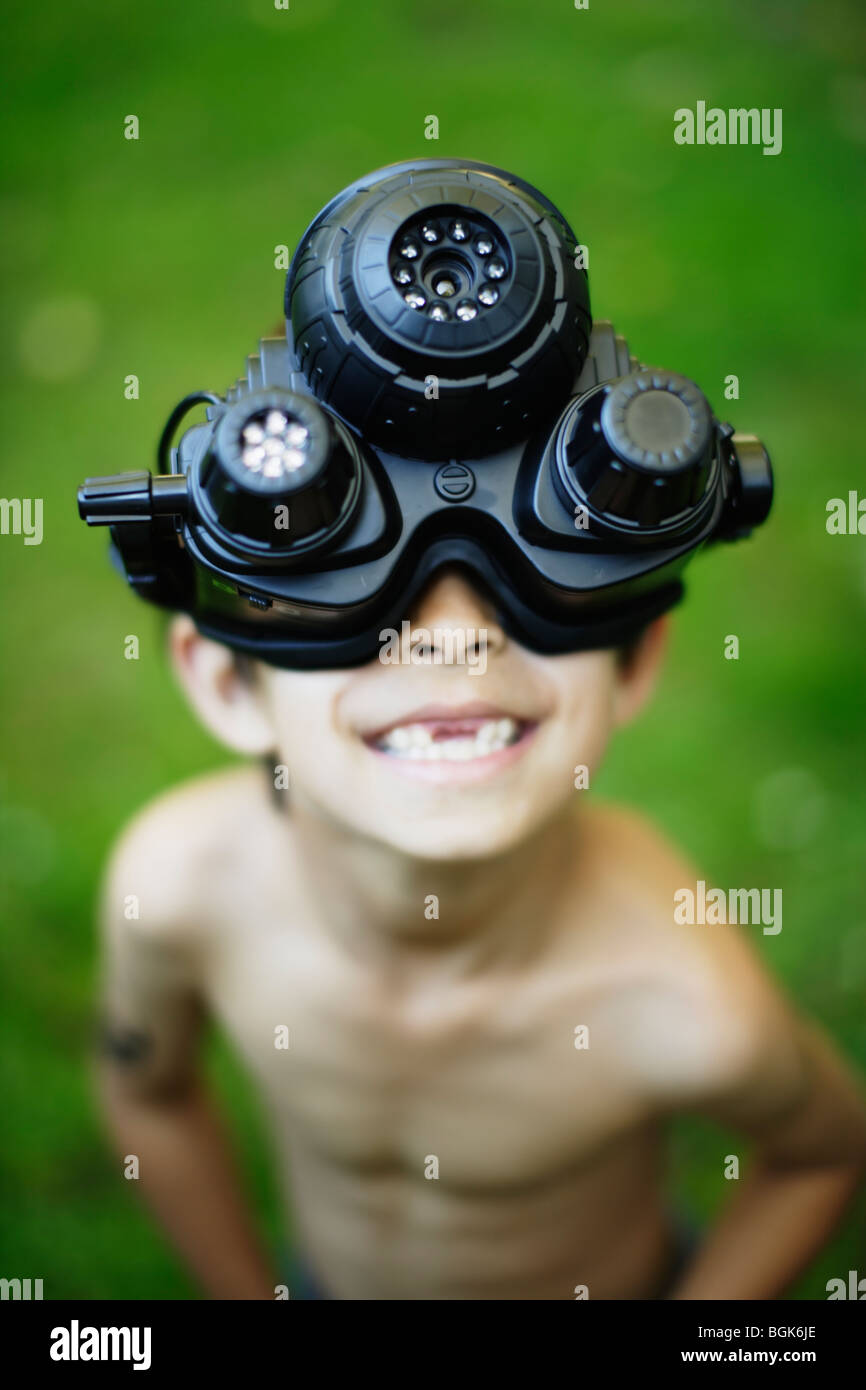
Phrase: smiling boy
[
  {"left": 84, "top": 156, "right": 866, "bottom": 1300},
  {"left": 95, "top": 573, "right": 866, "bottom": 1301}
]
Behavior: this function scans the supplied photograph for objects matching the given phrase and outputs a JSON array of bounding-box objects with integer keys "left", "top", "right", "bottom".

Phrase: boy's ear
[
  {"left": 612, "top": 616, "right": 670, "bottom": 728},
  {"left": 168, "top": 615, "right": 276, "bottom": 755}
]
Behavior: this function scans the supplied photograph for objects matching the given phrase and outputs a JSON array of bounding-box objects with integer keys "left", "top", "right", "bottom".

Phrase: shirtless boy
[
  {"left": 86, "top": 159, "right": 866, "bottom": 1300},
  {"left": 95, "top": 578, "right": 866, "bottom": 1301}
]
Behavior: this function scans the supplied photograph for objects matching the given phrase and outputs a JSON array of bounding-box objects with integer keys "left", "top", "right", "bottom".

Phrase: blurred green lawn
[{"left": 1, "top": 0, "right": 865, "bottom": 1298}]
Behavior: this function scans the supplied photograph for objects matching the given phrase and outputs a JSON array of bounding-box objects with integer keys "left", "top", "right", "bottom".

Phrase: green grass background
[{"left": 1, "top": 0, "right": 865, "bottom": 1298}]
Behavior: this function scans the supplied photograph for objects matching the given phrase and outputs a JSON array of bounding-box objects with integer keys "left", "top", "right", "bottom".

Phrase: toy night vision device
[{"left": 78, "top": 158, "right": 773, "bottom": 668}]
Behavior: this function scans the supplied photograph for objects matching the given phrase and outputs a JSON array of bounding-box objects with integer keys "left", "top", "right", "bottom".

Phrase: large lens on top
[{"left": 285, "top": 159, "right": 592, "bottom": 459}]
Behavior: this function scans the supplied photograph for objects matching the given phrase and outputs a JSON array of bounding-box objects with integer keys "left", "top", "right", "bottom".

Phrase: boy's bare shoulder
[
  {"left": 101, "top": 764, "right": 280, "bottom": 941},
  {"left": 571, "top": 800, "right": 802, "bottom": 1108}
]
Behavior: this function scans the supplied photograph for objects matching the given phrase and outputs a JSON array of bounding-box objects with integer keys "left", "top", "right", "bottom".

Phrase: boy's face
[{"left": 171, "top": 571, "right": 667, "bottom": 861}]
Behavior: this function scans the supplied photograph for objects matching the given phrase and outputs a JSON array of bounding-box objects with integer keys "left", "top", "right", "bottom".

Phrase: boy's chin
[{"left": 355, "top": 805, "right": 551, "bottom": 863}]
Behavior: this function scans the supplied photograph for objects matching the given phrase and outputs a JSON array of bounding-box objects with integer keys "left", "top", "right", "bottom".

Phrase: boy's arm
[
  {"left": 667, "top": 1007, "right": 866, "bottom": 1300},
  {"left": 94, "top": 830, "right": 278, "bottom": 1300}
]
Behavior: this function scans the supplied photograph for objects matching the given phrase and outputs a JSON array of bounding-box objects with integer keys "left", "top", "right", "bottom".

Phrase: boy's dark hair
[
  {"left": 232, "top": 651, "right": 257, "bottom": 683},
  {"left": 617, "top": 627, "right": 650, "bottom": 671}
]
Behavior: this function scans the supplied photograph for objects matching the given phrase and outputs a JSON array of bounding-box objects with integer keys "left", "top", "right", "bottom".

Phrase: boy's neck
[{"left": 287, "top": 795, "right": 579, "bottom": 976}]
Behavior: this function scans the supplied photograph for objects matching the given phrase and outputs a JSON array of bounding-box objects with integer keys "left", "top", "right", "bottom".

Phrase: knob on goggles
[{"left": 77, "top": 157, "right": 773, "bottom": 669}]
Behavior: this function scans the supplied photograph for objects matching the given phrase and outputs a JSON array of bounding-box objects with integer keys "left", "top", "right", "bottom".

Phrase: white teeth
[{"left": 375, "top": 717, "right": 523, "bottom": 760}]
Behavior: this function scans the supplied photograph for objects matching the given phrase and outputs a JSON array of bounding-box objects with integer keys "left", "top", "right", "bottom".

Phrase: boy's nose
[{"left": 407, "top": 567, "right": 507, "bottom": 659}]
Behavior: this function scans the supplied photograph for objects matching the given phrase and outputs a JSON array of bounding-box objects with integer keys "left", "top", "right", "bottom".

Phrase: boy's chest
[{"left": 205, "top": 923, "right": 650, "bottom": 1189}]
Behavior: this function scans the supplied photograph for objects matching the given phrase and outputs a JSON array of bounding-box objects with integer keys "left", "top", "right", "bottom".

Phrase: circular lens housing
[
  {"left": 194, "top": 388, "right": 362, "bottom": 557},
  {"left": 553, "top": 371, "right": 719, "bottom": 537},
  {"left": 285, "top": 158, "right": 592, "bottom": 458},
  {"left": 388, "top": 210, "right": 513, "bottom": 318}
]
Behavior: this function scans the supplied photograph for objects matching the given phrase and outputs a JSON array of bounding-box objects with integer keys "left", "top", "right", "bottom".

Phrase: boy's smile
[{"left": 360, "top": 701, "right": 540, "bottom": 784}]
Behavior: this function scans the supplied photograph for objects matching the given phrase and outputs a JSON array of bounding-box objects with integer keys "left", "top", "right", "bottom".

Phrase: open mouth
[
  {"left": 374, "top": 715, "right": 528, "bottom": 761},
  {"left": 360, "top": 704, "right": 538, "bottom": 781}
]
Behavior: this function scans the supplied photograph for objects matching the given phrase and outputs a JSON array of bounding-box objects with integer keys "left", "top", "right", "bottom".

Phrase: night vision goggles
[{"left": 78, "top": 158, "right": 773, "bottom": 668}]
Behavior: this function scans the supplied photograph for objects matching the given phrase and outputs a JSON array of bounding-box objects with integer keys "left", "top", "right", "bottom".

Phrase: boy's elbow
[
  {"left": 832, "top": 1086, "right": 866, "bottom": 1172},
  {"left": 758, "top": 1100, "right": 866, "bottom": 1177},
  {"left": 92, "top": 1052, "right": 199, "bottom": 1112}
]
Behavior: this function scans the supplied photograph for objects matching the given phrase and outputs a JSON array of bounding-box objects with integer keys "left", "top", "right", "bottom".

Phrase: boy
[
  {"left": 85, "top": 156, "right": 865, "bottom": 1300},
  {"left": 96, "top": 575, "right": 866, "bottom": 1300}
]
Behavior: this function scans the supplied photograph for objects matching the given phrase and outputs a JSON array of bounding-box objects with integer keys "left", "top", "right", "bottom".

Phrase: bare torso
[{"left": 155, "top": 766, "right": 727, "bottom": 1300}]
